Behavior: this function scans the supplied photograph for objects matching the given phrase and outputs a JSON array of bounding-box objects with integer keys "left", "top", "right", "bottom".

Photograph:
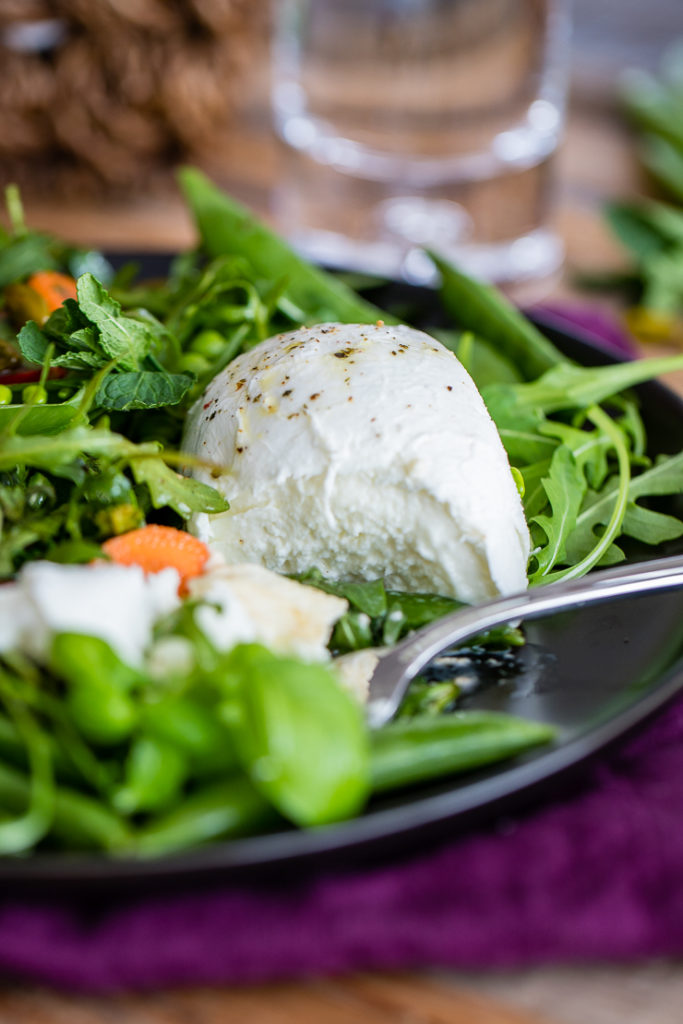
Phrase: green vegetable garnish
[{"left": 0, "top": 171, "right": 678, "bottom": 858}]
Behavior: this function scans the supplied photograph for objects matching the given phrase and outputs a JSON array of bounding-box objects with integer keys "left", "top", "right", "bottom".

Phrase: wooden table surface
[{"left": 6, "top": 87, "right": 683, "bottom": 1024}]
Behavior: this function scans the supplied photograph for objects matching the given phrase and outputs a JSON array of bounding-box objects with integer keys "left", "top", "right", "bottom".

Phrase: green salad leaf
[{"left": 222, "top": 643, "right": 370, "bottom": 827}]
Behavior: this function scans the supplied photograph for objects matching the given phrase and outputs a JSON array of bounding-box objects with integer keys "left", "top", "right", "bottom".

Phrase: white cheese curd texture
[
  {"left": 186, "top": 561, "right": 347, "bottom": 662},
  {"left": 0, "top": 561, "right": 181, "bottom": 667},
  {"left": 183, "top": 323, "right": 530, "bottom": 603}
]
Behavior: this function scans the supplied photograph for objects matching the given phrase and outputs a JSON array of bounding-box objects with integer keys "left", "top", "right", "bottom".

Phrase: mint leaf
[
  {"left": 53, "top": 350, "right": 106, "bottom": 370},
  {"left": 17, "top": 321, "right": 49, "bottom": 365},
  {"left": 94, "top": 371, "right": 193, "bottom": 411},
  {"left": 77, "top": 273, "right": 154, "bottom": 370},
  {"left": 44, "top": 298, "right": 92, "bottom": 340}
]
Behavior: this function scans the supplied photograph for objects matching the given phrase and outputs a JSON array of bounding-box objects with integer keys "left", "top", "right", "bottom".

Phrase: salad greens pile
[{"left": 0, "top": 168, "right": 681, "bottom": 857}]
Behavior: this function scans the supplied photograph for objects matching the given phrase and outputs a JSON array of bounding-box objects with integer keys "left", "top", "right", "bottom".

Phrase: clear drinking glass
[{"left": 271, "top": 0, "right": 572, "bottom": 284}]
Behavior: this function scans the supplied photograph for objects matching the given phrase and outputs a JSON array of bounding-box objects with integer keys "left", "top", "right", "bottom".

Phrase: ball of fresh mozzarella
[{"left": 183, "top": 323, "right": 530, "bottom": 603}]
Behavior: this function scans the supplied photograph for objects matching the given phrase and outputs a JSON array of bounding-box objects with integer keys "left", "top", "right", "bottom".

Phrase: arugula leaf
[
  {"left": 483, "top": 354, "right": 683, "bottom": 427},
  {"left": 565, "top": 452, "right": 683, "bottom": 566},
  {"left": 530, "top": 447, "right": 587, "bottom": 580},
  {"left": 497, "top": 425, "right": 557, "bottom": 465},
  {"left": 539, "top": 421, "right": 612, "bottom": 490},
  {"left": 130, "top": 456, "right": 229, "bottom": 517},
  {"left": 621, "top": 503, "right": 683, "bottom": 546},
  {"left": 0, "top": 427, "right": 158, "bottom": 474},
  {"left": 76, "top": 274, "right": 155, "bottom": 370},
  {"left": 94, "top": 371, "right": 193, "bottom": 411},
  {"left": 521, "top": 460, "right": 553, "bottom": 517},
  {"left": 222, "top": 644, "right": 369, "bottom": 826},
  {"left": 0, "top": 404, "right": 79, "bottom": 437},
  {"left": 294, "top": 569, "right": 388, "bottom": 617}
]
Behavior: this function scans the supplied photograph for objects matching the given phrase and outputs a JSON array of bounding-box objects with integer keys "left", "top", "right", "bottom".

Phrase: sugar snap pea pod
[
  {"left": 429, "top": 252, "right": 562, "bottom": 380},
  {"left": 178, "top": 168, "right": 392, "bottom": 325},
  {"left": 369, "top": 712, "right": 555, "bottom": 793},
  {"left": 0, "top": 709, "right": 84, "bottom": 784},
  {"left": 0, "top": 762, "right": 130, "bottom": 851},
  {"left": 134, "top": 777, "right": 278, "bottom": 857}
]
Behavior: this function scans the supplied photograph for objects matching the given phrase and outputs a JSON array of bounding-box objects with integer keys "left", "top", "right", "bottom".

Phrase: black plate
[{"left": 2, "top": 265, "right": 682, "bottom": 891}]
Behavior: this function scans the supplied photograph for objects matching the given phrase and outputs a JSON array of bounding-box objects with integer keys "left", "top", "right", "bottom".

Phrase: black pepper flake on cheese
[
  {"left": 447, "top": 386, "right": 453, "bottom": 391},
  {"left": 310, "top": 393, "right": 320, "bottom": 400},
  {"left": 282, "top": 389, "right": 292, "bottom": 397},
  {"left": 235, "top": 379, "right": 246, "bottom": 390}
]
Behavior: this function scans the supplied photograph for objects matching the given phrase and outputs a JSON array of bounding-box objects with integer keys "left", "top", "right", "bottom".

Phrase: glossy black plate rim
[{"left": 1, "top": 289, "right": 682, "bottom": 888}]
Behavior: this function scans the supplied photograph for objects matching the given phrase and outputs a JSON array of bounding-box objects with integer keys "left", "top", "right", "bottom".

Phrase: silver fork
[{"left": 367, "top": 555, "right": 683, "bottom": 729}]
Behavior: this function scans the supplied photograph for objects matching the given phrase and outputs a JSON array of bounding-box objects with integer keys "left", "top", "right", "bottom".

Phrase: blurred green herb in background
[{"left": 580, "top": 41, "right": 683, "bottom": 346}]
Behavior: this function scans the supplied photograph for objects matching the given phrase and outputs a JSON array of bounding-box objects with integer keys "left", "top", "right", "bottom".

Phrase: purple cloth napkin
[
  {"left": 2, "top": 306, "right": 679, "bottom": 992},
  {"left": 530, "top": 302, "right": 638, "bottom": 359},
  {"left": 3, "top": 694, "right": 683, "bottom": 991}
]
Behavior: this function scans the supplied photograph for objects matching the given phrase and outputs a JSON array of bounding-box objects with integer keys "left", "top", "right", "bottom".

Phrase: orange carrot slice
[
  {"left": 26, "top": 271, "right": 78, "bottom": 314},
  {"left": 101, "top": 525, "right": 210, "bottom": 594}
]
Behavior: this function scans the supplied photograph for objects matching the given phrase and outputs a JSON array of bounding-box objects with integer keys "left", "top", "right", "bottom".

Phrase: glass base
[
  {"left": 273, "top": 148, "right": 564, "bottom": 287},
  {"left": 284, "top": 222, "right": 564, "bottom": 287}
]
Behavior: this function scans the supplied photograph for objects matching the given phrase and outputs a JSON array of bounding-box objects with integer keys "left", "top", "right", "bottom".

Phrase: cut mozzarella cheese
[
  {"left": 186, "top": 560, "right": 347, "bottom": 661},
  {"left": 0, "top": 561, "right": 180, "bottom": 667},
  {"left": 183, "top": 323, "right": 530, "bottom": 603}
]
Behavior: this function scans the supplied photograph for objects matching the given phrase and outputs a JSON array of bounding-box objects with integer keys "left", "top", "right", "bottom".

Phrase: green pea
[
  {"left": 177, "top": 352, "right": 210, "bottom": 376},
  {"left": 22, "top": 384, "right": 47, "bottom": 405},
  {"left": 0, "top": 385, "right": 13, "bottom": 405},
  {"left": 67, "top": 683, "right": 138, "bottom": 746},
  {"left": 190, "top": 329, "right": 227, "bottom": 361},
  {"left": 113, "top": 736, "right": 187, "bottom": 815}
]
